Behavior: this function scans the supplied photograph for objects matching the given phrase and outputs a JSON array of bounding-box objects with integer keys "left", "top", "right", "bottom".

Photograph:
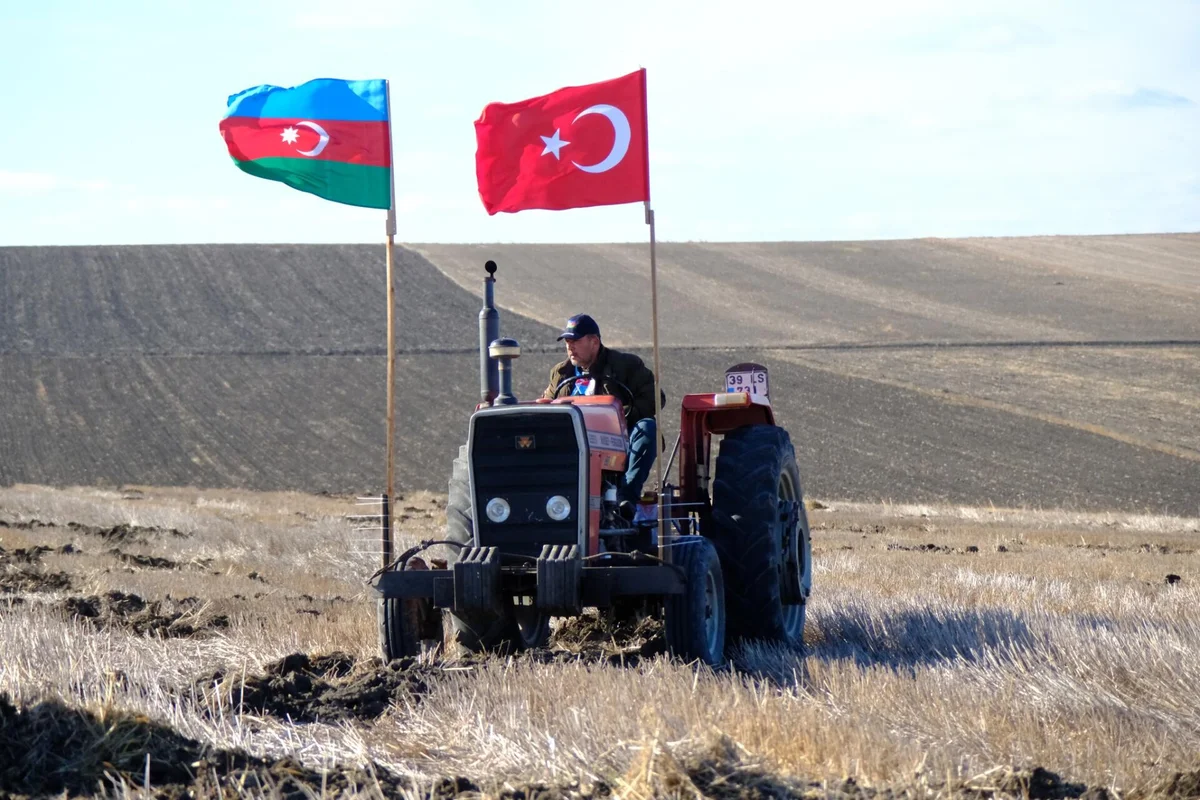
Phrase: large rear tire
[
  {"left": 446, "top": 446, "right": 551, "bottom": 652},
  {"left": 663, "top": 536, "right": 726, "bottom": 667},
  {"left": 710, "top": 425, "right": 812, "bottom": 647}
]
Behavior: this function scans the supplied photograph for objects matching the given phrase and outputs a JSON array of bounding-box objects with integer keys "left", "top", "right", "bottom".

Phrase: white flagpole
[{"left": 383, "top": 79, "right": 398, "bottom": 569}]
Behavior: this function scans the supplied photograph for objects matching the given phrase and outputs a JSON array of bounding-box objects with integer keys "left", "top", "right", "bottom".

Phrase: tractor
[{"left": 370, "top": 260, "right": 812, "bottom": 665}]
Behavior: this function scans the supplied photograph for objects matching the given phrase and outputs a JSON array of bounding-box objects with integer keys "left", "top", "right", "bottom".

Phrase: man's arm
[
  {"left": 624, "top": 355, "right": 658, "bottom": 422},
  {"left": 543, "top": 362, "right": 564, "bottom": 400}
]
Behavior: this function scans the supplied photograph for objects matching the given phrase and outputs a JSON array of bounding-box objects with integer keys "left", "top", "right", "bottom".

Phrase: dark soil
[
  {"left": 547, "top": 612, "right": 666, "bottom": 666},
  {"left": 3, "top": 689, "right": 1142, "bottom": 800},
  {"left": 1135, "top": 770, "right": 1200, "bottom": 800},
  {"left": 192, "top": 615, "right": 668, "bottom": 728},
  {"left": 59, "top": 591, "right": 229, "bottom": 638},
  {"left": 108, "top": 547, "right": 180, "bottom": 570},
  {"left": 0, "top": 544, "right": 55, "bottom": 564},
  {"left": 196, "top": 652, "right": 433, "bottom": 723},
  {"left": 0, "top": 691, "right": 412, "bottom": 799},
  {"left": 0, "top": 518, "right": 189, "bottom": 543},
  {"left": 1071, "top": 542, "right": 1196, "bottom": 556},
  {"left": 4, "top": 690, "right": 1137, "bottom": 800},
  {"left": 0, "top": 569, "right": 72, "bottom": 594},
  {"left": 886, "top": 542, "right": 980, "bottom": 554},
  {"left": 0, "top": 545, "right": 72, "bottom": 594}
]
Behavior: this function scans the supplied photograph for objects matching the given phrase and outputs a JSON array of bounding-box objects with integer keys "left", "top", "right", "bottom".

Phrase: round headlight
[
  {"left": 485, "top": 497, "right": 511, "bottom": 523},
  {"left": 546, "top": 495, "right": 571, "bottom": 521}
]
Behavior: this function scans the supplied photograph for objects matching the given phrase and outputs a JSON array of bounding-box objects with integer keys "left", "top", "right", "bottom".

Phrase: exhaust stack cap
[
  {"left": 491, "top": 338, "right": 521, "bottom": 405},
  {"left": 489, "top": 338, "right": 521, "bottom": 360}
]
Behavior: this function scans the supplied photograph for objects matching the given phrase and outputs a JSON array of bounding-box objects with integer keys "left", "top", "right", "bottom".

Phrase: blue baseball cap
[{"left": 557, "top": 313, "right": 600, "bottom": 341}]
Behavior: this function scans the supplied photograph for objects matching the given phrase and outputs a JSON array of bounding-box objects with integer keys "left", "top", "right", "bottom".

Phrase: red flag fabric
[{"left": 475, "top": 69, "right": 649, "bottom": 215}]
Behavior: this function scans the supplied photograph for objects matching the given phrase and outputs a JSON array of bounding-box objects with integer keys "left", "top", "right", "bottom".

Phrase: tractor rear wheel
[
  {"left": 663, "top": 535, "right": 726, "bottom": 666},
  {"left": 446, "top": 446, "right": 551, "bottom": 652},
  {"left": 710, "top": 425, "right": 812, "bottom": 647}
]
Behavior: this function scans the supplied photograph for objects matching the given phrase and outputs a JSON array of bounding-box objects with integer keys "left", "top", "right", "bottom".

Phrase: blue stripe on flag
[{"left": 225, "top": 78, "right": 388, "bottom": 122}]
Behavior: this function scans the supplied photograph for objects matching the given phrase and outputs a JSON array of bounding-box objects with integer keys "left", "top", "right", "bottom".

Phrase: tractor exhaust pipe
[{"left": 479, "top": 260, "right": 500, "bottom": 405}]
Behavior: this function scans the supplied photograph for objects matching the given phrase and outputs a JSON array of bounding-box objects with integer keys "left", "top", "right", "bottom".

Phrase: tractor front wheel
[
  {"left": 663, "top": 535, "right": 726, "bottom": 666},
  {"left": 378, "top": 561, "right": 442, "bottom": 661}
]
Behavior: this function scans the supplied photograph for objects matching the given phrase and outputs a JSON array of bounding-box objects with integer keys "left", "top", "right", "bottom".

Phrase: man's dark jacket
[{"left": 543, "top": 345, "right": 659, "bottom": 425}]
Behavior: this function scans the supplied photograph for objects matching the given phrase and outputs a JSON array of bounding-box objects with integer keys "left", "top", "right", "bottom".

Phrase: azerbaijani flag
[{"left": 220, "top": 78, "right": 392, "bottom": 209}]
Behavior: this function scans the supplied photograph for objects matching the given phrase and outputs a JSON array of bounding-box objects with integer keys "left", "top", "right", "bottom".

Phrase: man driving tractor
[{"left": 542, "top": 314, "right": 658, "bottom": 505}]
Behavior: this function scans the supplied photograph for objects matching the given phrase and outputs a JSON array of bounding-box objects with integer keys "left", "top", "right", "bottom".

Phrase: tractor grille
[{"left": 471, "top": 409, "right": 582, "bottom": 559}]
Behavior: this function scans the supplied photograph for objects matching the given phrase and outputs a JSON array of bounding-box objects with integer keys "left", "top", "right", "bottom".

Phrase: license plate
[{"left": 725, "top": 368, "right": 769, "bottom": 398}]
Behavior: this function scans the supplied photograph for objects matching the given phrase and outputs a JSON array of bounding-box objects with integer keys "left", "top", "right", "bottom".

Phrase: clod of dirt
[
  {"left": 960, "top": 766, "right": 1089, "bottom": 800},
  {"left": 108, "top": 547, "right": 179, "bottom": 570},
  {"left": 1, "top": 518, "right": 189, "bottom": 543},
  {"left": 1073, "top": 542, "right": 1195, "bottom": 556},
  {"left": 1136, "top": 770, "right": 1200, "bottom": 799},
  {"left": 0, "top": 692, "right": 409, "bottom": 798},
  {"left": 1165, "top": 574, "right": 1182, "bottom": 585},
  {"left": 59, "top": 591, "right": 229, "bottom": 638},
  {"left": 632, "top": 736, "right": 807, "bottom": 799},
  {"left": 886, "top": 542, "right": 980, "bottom": 555},
  {"left": 197, "top": 652, "right": 430, "bottom": 723},
  {"left": 0, "top": 568, "right": 72, "bottom": 594},
  {"left": 73, "top": 521, "right": 190, "bottom": 542},
  {"left": 0, "top": 544, "right": 54, "bottom": 564},
  {"left": 0, "top": 518, "right": 55, "bottom": 531},
  {"left": 997, "top": 767, "right": 1088, "bottom": 799},
  {"left": 618, "top": 738, "right": 1091, "bottom": 800},
  {"left": 888, "top": 542, "right": 952, "bottom": 553},
  {"left": 550, "top": 613, "right": 665, "bottom": 665}
]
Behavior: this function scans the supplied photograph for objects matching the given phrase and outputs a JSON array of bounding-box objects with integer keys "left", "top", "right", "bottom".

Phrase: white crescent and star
[
  {"left": 280, "top": 121, "right": 330, "bottom": 158},
  {"left": 539, "top": 104, "right": 631, "bottom": 174}
]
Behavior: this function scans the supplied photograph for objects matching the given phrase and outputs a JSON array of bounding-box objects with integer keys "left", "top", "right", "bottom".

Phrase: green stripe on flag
[{"left": 232, "top": 157, "right": 391, "bottom": 210}]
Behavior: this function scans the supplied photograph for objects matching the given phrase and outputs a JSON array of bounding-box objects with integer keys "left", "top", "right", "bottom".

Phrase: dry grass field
[{"left": 2, "top": 483, "right": 1197, "bottom": 798}]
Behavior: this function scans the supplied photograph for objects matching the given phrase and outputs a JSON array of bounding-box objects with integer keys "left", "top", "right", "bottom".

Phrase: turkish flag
[{"left": 475, "top": 69, "right": 650, "bottom": 215}]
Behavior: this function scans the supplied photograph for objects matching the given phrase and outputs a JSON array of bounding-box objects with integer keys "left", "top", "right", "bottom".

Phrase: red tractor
[{"left": 371, "top": 261, "right": 812, "bottom": 665}]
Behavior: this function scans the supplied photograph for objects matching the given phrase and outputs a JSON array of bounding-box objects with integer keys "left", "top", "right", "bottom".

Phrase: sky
[{"left": 0, "top": 0, "right": 1197, "bottom": 246}]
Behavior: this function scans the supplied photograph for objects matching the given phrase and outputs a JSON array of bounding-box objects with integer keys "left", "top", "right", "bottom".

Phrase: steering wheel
[{"left": 553, "top": 374, "right": 637, "bottom": 420}]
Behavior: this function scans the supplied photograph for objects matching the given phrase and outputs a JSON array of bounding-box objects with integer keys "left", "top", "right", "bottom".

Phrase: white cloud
[
  {"left": 0, "top": 172, "right": 112, "bottom": 194},
  {"left": 0, "top": 171, "right": 60, "bottom": 192}
]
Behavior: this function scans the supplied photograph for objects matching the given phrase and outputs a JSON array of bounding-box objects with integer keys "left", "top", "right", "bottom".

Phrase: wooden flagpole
[
  {"left": 638, "top": 69, "right": 668, "bottom": 562},
  {"left": 383, "top": 79, "right": 398, "bottom": 569},
  {"left": 645, "top": 201, "right": 667, "bottom": 562}
]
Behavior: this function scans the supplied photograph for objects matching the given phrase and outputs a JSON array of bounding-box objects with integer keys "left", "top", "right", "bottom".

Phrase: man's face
[{"left": 565, "top": 334, "right": 601, "bottom": 369}]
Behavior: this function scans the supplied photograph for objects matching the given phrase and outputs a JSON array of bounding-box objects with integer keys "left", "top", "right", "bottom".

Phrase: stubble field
[{"left": 1, "top": 483, "right": 1197, "bottom": 798}]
